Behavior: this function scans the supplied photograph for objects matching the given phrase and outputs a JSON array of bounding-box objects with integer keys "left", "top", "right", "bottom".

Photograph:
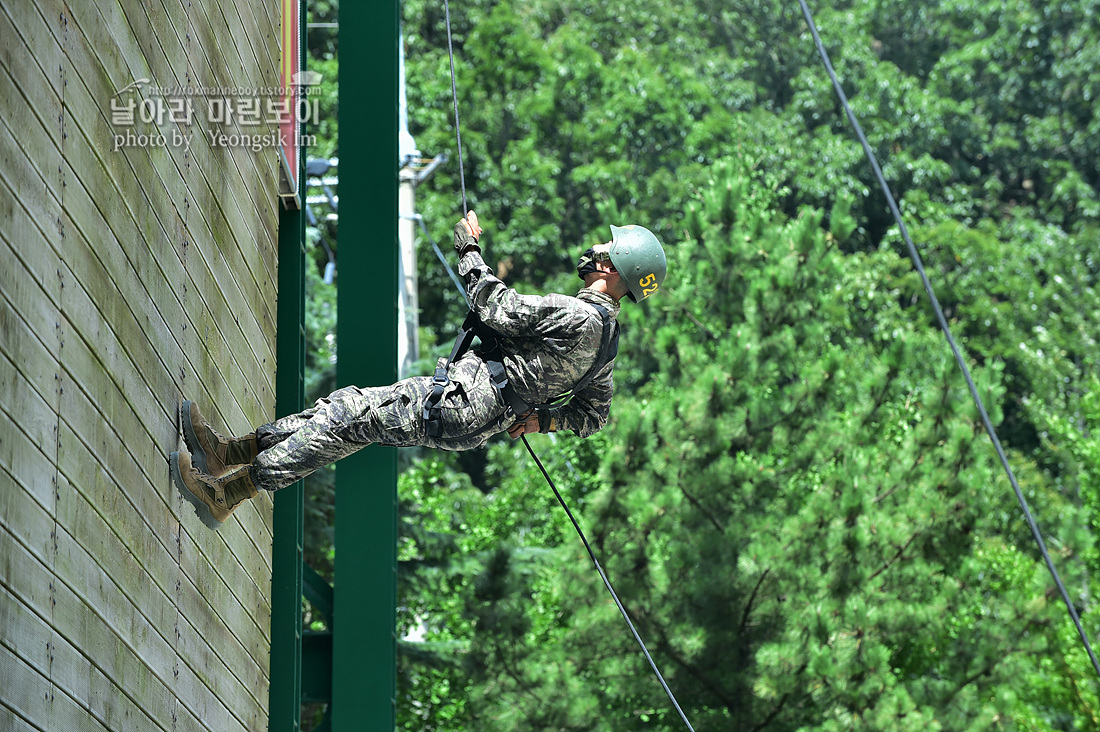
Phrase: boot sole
[
  {"left": 169, "top": 451, "right": 223, "bottom": 531},
  {"left": 180, "top": 400, "right": 211, "bottom": 475}
]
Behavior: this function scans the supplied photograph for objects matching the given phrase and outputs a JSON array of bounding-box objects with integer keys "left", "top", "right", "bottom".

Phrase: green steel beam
[
  {"left": 269, "top": 2, "right": 307, "bottom": 730},
  {"left": 302, "top": 631, "right": 334, "bottom": 702},
  {"left": 303, "top": 561, "right": 334, "bottom": 627},
  {"left": 333, "top": 0, "right": 400, "bottom": 729},
  {"left": 270, "top": 183, "right": 306, "bottom": 731}
]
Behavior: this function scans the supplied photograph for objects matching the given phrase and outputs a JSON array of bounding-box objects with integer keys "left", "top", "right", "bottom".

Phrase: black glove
[
  {"left": 453, "top": 220, "right": 480, "bottom": 256},
  {"left": 538, "top": 409, "right": 556, "bottom": 433},
  {"left": 576, "top": 247, "right": 598, "bottom": 280}
]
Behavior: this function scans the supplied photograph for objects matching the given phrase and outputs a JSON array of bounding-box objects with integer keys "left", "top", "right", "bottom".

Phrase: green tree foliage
[
  {"left": 376, "top": 0, "right": 1100, "bottom": 728},
  {"left": 398, "top": 162, "right": 1100, "bottom": 729}
]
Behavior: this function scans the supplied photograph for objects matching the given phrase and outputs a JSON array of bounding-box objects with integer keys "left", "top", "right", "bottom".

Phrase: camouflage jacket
[{"left": 456, "top": 248, "right": 619, "bottom": 438}]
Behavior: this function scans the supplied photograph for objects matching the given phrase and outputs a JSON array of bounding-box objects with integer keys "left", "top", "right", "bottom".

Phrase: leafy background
[{"left": 301, "top": 0, "right": 1100, "bottom": 729}]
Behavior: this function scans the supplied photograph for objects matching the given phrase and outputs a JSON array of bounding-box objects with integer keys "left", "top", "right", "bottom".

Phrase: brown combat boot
[
  {"left": 169, "top": 450, "right": 259, "bottom": 529},
  {"left": 181, "top": 400, "right": 258, "bottom": 476}
]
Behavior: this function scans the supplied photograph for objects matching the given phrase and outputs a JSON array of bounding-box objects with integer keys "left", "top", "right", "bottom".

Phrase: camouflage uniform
[{"left": 251, "top": 242, "right": 619, "bottom": 492}]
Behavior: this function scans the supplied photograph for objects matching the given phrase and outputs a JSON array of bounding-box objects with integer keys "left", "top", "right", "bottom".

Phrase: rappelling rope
[
  {"left": 520, "top": 435, "right": 697, "bottom": 731},
  {"left": 795, "top": 0, "right": 1100, "bottom": 679},
  {"left": 440, "top": 3, "right": 696, "bottom": 727},
  {"left": 442, "top": 0, "right": 468, "bottom": 216}
]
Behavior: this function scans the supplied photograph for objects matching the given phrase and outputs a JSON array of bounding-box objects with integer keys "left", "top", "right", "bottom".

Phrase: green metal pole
[
  {"left": 334, "top": 1, "right": 399, "bottom": 729},
  {"left": 270, "top": 1, "right": 307, "bottom": 729},
  {"left": 269, "top": 187, "right": 306, "bottom": 731}
]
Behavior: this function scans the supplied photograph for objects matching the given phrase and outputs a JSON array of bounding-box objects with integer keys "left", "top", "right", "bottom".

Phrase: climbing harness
[
  {"left": 439, "top": 1, "right": 697, "bottom": 728},
  {"left": 795, "top": 0, "right": 1100, "bottom": 679},
  {"left": 421, "top": 303, "right": 619, "bottom": 438}
]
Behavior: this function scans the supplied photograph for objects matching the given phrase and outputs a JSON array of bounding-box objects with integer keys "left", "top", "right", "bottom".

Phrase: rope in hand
[
  {"left": 440, "top": 3, "right": 696, "bottom": 727},
  {"left": 795, "top": 0, "right": 1100, "bottom": 679}
]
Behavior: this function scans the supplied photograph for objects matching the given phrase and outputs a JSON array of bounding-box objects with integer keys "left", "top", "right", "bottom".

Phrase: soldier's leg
[
  {"left": 254, "top": 397, "right": 331, "bottom": 449},
  {"left": 251, "top": 379, "right": 431, "bottom": 491}
]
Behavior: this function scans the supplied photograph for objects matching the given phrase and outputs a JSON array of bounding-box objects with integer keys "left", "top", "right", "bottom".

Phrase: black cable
[
  {"left": 521, "top": 435, "right": 697, "bottom": 731},
  {"left": 442, "top": 0, "right": 468, "bottom": 217},
  {"left": 795, "top": 0, "right": 1100, "bottom": 679}
]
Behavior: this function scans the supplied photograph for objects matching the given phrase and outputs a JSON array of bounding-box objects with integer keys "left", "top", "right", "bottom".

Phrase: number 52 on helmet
[{"left": 608, "top": 224, "right": 667, "bottom": 302}]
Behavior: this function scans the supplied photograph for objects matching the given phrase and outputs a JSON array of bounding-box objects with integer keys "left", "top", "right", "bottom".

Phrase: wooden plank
[
  {"left": 174, "top": 577, "right": 269, "bottom": 725},
  {"left": 216, "top": 0, "right": 284, "bottom": 239},
  {"left": 0, "top": 238, "right": 63, "bottom": 405},
  {"left": 51, "top": 348, "right": 270, "bottom": 663},
  {"left": 176, "top": 555, "right": 273, "bottom": 682},
  {"left": 233, "top": 0, "right": 276, "bottom": 81},
  {"left": 51, "top": 102, "right": 276, "bottom": 479},
  {"left": 0, "top": 642, "right": 52, "bottom": 732},
  {"left": 51, "top": 97, "right": 278, "bottom": 548},
  {"left": 57, "top": 190, "right": 188, "bottom": 441},
  {"left": 0, "top": 587, "right": 54, "bottom": 685},
  {"left": 0, "top": 115, "right": 62, "bottom": 301},
  {"left": 0, "top": 413, "right": 58, "bottom": 571},
  {"left": 173, "top": 699, "right": 211, "bottom": 732},
  {"left": 62, "top": 0, "right": 279, "bottom": 373},
  {"left": 0, "top": 230, "right": 62, "bottom": 439},
  {"left": 55, "top": 38, "right": 278, "bottom": 417},
  {"left": 0, "top": 0, "right": 65, "bottom": 102},
  {"left": 0, "top": 6, "right": 63, "bottom": 190},
  {"left": 0, "top": 314, "right": 59, "bottom": 474},
  {"left": 0, "top": 2, "right": 66, "bottom": 272},
  {"left": 51, "top": 249, "right": 177, "bottom": 491},
  {"left": 55, "top": 417, "right": 179, "bottom": 637},
  {"left": 0, "top": 353, "right": 58, "bottom": 515},
  {"left": 56, "top": 163, "right": 273, "bottom": 467},
  {"left": 0, "top": 585, "right": 110, "bottom": 729},
  {"left": 0, "top": 502, "right": 252, "bottom": 732},
  {"left": 50, "top": 237, "right": 275, "bottom": 556},
  {"left": 0, "top": 505, "right": 54, "bottom": 605},
  {"left": 1, "top": 521, "right": 172, "bottom": 732},
  {"left": 46, "top": 515, "right": 252, "bottom": 732},
  {"left": 51, "top": 333, "right": 266, "bottom": 732},
  {"left": 47, "top": 523, "right": 178, "bottom": 732},
  {"left": 30, "top": 527, "right": 182, "bottom": 732},
  {"left": 1, "top": 518, "right": 176, "bottom": 732},
  {"left": 160, "top": 0, "right": 279, "bottom": 314},
  {"left": 179, "top": 511, "right": 273, "bottom": 644},
  {"left": 48, "top": 672, "right": 113, "bottom": 732},
  {"left": 0, "top": 5, "right": 289, "bottom": 731},
  {"left": 0, "top": 705, "right": 44, "bottom": 732},
  {"left": 60, "top": 224, "right": 274, "bottom": 551},
  {"left": 229, "top": 0, "right": 282, "bottom": 221},
  {"left": 0, "top": 275, "right": 61, "bottom": 401},
  {"left": 55, "top": 54, "right": 278, "bottom": 434},
  {"left": 52, "top": 404, "right": 270, "bottom": 713},
  {"left": 182, "top": 0, "right": 269, "bottom": 228},
  {"left": 0, "top": 65, "right": 63, "bottom": 244},
  {"left": 52, "top": 360, "right": 273, "bottom": 678},
  {"left": 179, "top": 527, "right": 272, "bottom": 663}
]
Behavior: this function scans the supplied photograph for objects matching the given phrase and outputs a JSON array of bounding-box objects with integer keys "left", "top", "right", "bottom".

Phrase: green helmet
[{"left": 609, "top": 224, "right": 667, "bottom": 302}]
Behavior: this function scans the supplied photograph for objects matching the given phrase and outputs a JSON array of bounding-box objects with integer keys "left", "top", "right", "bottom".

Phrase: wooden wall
[{"left": 0, "top": 1, "right": 281, "bottom": 730}]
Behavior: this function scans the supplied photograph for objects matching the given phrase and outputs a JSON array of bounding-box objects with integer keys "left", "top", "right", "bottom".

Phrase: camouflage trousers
[{"left": 251, "top": 354, "right": 514, "bottom": 491}]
